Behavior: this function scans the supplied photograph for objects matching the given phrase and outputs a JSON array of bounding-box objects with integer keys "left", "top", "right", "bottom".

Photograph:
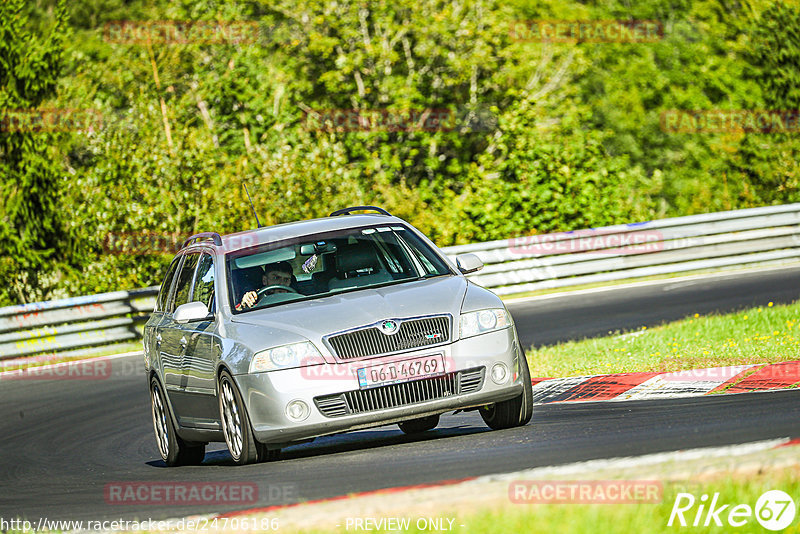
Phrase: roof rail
[
  {"left": 182, "top": 232, "right": 223, "bottom": 249},
  {"left": 329, "top": 206, "right": 392, "bottom": 217}
]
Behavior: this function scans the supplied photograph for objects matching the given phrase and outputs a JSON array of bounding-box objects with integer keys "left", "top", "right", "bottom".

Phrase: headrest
[{"left": 336, "top": 242, "right": 379, "bottom": 274}]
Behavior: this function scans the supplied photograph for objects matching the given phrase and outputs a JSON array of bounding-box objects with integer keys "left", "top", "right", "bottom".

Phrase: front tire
[
  {"left": 398, "top": 414, "right": 440, "bottom": 434},
  {"left": 218, "top": 371, "right": 259, "bottom": 465},
  {"left": 256, "top": 443, "right": 281, "bottom": 463},
  {"left": 480, "top": 353, "right": 533, "bottom": 430},
  {"left": 150, "top": 376, "right": 205, "bottom": 466}
]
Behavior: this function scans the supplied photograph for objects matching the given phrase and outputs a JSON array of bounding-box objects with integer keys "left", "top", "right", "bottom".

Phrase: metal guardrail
[
  {"left": 2, "top": 203, "right": 799, "bottom": 360},
  {"left": 444, "top": 203, "right": 800, "bottom": 295},
  {"left": 0, "top": 288, "right": 158, "bottom": 360}
]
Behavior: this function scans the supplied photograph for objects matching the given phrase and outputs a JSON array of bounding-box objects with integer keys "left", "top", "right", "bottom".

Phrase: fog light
[
  {"left": 285, "top": 400, "right": 310, "bottom": 422},
  {"left": 491, "top": 363, "right": 508, "bottom": 384}
]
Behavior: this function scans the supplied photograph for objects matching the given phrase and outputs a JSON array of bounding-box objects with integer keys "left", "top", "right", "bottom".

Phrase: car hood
[{"left": 227, "top": 275, "right": 470, "bottom": 354}]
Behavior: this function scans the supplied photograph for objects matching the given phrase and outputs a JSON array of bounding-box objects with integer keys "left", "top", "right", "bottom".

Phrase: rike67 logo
[{"left": 668, "top": 490, "right": 796, "bottom": 531}]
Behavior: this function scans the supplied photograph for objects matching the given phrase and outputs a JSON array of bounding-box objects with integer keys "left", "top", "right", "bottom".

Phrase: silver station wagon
[{"left": 144, "top": 207, "right": 532, "bottom": 466}]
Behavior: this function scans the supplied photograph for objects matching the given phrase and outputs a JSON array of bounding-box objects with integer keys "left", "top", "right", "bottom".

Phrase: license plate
[{"left": 357, "top": 354, "right": 446, "bottom": 388}]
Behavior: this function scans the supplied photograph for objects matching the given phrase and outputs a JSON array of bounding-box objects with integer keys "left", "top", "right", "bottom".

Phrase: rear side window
[
  {"left": 192, "top": 253, "right": 215, "bottom": 312},
  {"left": 169, "top": 253, "right": 199, "bottom": 313},
  {"left": 155, "top": 256, "right": 182, "bottom": 312}
]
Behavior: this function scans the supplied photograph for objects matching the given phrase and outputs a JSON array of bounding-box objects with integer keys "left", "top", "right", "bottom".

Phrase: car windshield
[{"left": 227, "top": 224, "right": 453, "bottom": 312}]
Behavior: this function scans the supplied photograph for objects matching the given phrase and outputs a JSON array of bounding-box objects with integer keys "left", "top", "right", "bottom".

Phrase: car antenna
[{"left": 243, "top": 183, "right": 263, "bottom": 228}]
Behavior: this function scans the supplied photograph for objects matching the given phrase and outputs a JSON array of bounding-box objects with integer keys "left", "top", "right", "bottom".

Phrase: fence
[
  {"left": 2, "top": 204, "right": 800, "bottom": 360},
  {"left": 0, "top": 288, "right": 157, "bottom": 361},
  {"left": 445, "top": 203, "right": 800, "bottom": 295}
]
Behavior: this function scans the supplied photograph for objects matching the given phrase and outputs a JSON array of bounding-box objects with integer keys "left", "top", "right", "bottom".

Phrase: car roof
[{"left": 188, "top": 214, "right": 409, "bottom": 254}]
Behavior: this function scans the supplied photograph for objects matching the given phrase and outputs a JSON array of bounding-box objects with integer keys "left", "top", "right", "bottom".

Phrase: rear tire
[
  {"left": 480, "top": 353, "right": 533, "bottom": 430},
  {"left": 150, "top": 376, "right": 205, "bottom": 466},
  {"left": 398, "top": 414, "right": 440, "bottom": 434},
  {"left": 218, "top": 371, "right": 259, "bottom": 465}
]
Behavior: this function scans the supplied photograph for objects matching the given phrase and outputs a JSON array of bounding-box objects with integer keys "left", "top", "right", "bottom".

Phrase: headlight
[
  {"left": 249, "top": 341, "right": 325, "bottom": 373},
  {"left": 459, "top": 308, "right": 510, "bottom": 339}
]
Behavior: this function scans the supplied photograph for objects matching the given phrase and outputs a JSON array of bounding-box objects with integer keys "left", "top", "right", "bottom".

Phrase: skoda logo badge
[{"left": 380, "top": 320, "right": 399, "bottom": 334}]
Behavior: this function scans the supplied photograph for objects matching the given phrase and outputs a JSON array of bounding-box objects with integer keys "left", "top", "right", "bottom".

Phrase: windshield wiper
[{"left": 416, "top": 273, "right": 449, "bottom": 280}]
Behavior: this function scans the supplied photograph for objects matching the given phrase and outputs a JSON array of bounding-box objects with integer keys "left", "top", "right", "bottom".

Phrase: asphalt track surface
[
  {"left": 512, "top": 266, "right": 800, "bottom": 349},
  {"left": 2, "top": 267, "right": 800, "bottom": 522}
]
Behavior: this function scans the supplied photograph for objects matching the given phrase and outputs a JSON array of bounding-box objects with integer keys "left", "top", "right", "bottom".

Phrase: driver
[{"left": 235, "top": 261, "right": 294, "bottom": 310}]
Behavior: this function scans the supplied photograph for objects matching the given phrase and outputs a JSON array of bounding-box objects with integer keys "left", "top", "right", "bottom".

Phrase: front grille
[
  {"left": 326, "top": 315, "right": 451, "bottom": 360},
  {"left": 314, "top": 367, "right": 485, "bottom": 417}
]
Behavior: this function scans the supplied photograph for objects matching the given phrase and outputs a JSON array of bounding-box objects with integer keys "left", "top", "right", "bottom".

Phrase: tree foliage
[
  {"left": 0, "top": 0, "right": 797, "bottom": 304},
  {"left": 0, "top": 0, "right": 71, "bottom": 304}
]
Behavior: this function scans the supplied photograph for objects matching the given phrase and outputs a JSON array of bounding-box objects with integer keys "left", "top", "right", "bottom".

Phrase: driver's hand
[{"left": 241, "top": 290, "right": 257, "bottom": 309}]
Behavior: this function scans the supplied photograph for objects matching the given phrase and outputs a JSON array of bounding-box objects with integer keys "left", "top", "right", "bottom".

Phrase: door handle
[
  {"left": 180, "top": 336, "right": 187, "bottom": 348},
  {"left": 156, "top": 333, "right": 162, "bottom": 343}
]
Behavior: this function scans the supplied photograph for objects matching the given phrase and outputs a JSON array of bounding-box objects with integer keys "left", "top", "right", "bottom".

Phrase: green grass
[
  {"left": 263, "top": 468, "right": 800, "bottom": 534},
  {"left": 421, "top": 473, "right": 800, "bottom": 534},
  {"left": 525, "top": 299, "right": 800, "bottom": 378}
]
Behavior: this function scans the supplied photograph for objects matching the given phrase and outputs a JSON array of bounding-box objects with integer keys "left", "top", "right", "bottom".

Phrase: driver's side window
[{"left": 231, "top": 266, "right": 263, "bottom": 305}]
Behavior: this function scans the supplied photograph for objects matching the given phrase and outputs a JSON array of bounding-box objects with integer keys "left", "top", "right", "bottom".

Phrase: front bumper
[{"left": 234, "top": 327, "right": 524, "bottom": 444}]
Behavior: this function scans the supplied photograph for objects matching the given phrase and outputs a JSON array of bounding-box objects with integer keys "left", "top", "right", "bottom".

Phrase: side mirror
[
  {"left": 173, "top": 301, "right": 213, "bottom": 324},
  {"left": 456, "top": 253, "right": 484, "bottom": 274}
]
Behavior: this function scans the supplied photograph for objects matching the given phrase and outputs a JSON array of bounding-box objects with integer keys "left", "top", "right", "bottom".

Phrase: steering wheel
[{"left": 253, "top": 284, "right": 299, "bottom": 304}]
